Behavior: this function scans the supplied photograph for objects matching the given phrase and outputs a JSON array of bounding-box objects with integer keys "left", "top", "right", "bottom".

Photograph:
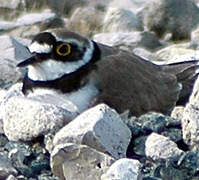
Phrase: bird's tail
[{"left": 161, "top": 60, "right": 199, "bottom": 105}]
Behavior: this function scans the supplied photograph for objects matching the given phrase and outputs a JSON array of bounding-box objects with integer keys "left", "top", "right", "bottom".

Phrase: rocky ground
[{"left": 1, "top": 0, "right": 199, "bottom": 179}]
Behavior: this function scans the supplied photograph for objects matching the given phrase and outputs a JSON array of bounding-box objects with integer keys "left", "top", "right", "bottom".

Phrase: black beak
[{"left": 17, "top": 55, "right": 37, "bottom": 67}]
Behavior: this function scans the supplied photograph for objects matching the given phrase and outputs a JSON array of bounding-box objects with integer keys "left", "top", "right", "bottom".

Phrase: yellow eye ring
[{"left": 56, "top": 43, "right": 71, "bottom": 56}]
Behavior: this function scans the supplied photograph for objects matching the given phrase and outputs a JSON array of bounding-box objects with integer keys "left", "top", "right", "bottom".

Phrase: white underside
[{"left": 27, "top": 79, "right": 99, "bottom": 113}]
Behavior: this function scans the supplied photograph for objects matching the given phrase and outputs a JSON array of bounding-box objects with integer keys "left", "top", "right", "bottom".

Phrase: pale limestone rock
[
  {"left": 93, "top": 31, "right": 161, "bottom": 52},
  {"left": 3, "top": 95, "right": 77, "bottom": 141},
  {"left": 145, "top": 133, "right": 183, "bottom": 160},
  {"left": 171, "top": 106, "right": 185, "bottom": 120},
  {"left": 6, "top": 174, "right": 18, "bottom": 180},
  {"left": 101, "top": 158, "right": 142, "bottom": 180},
  {"left": 16, "top": 10, "right": 56, "bottom": 26},
  {"left": 69, "top": 7, "right": 104, "bottom": 37},
  {"left": 53, "top": 104, "right": 131, "bottom": 159},
  {"left": 0, "top": 89, "right": 6, "bottom": 134},
  {"left": 154, "top": 43, "right": 199, "bottom": 63},
  {"left": 51, "top": 143, "right": 115, "bottom": 180},
  {"left": 102, "top": 8, "right": 143, "bottom": 33},
  {"left": 182, "top": 76, "right": 199, "bottom": 149}
]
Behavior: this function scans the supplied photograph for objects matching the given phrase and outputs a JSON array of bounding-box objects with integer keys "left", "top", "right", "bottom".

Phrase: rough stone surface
[
  {"left": 6, "top": 174, "right": 18, "bottom": 180},
  {"left": 16, "top": 10, "right": 56, "bottom": 26},
  {"left": 0, "top": 0, "right": 20, "bottom": 9},
  {"left": 3, "top": 94, "right": 77, "bottom": 141},
  {"left": 0, "top": 35, "right": 30, "bottom": 89},
  {"left": 0, "top": 89, "right": 6, "bottom": 134},
  {"left": 0, "top": 21, "right": 18, "bottom": 31},
  {"left": 102, "top": 8, "right": 143, "bottom": 33},
  {"left": 93, "top": 31, "right": 162, "bottom": 51},
  {"left": 109, "top": 0, "right": 147, "bottom": 11},
  {"left": 182, "top": 76, "right": 199, "bottom": 149},
  {"left": 143, "top": 0, "right": 199, "bottom": 40},
  {"left": 69, "top": 7, "right": 104, "bottom": 37},
  {"left": 171, "top": 106, "right": 185, "bottom": 120},
  {"left": 154, "top": 43, "right": 199, "bottom": 63},
  {"left": 133, "top": 48, "right": 155, "bottom": 61},
  {"left": 124, "top": 112, "right": 181, "bottom": 136},
  {"left": 0, "top": 152, "right": 18, "bottom": 179},
  {"left": 53, "top": 104, "right": 131, "bottom": 159},
  {"left": 145, "top": 133, "right": 184, "bottom": 161},
  {"left": 101, "top": 158, "right": 141, "bottom": 180},
  {"left": 48, "top": 0, "right": 87, "bottom": 15},
  {"left": 0, "top": 57, "right": 22, "bottom": 90},
  {"left": 51, "top": 143, "right": 115, "bottom": 180}
]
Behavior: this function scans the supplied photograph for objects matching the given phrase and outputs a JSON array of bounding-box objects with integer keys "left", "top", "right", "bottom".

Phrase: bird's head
[{"left": 17, "top": 29, "right": 97, "bottom": 81}]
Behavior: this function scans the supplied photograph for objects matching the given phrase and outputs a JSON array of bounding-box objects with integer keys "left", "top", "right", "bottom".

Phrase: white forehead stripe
[{"left": 28, "top": 42, "right": 52, "bottom": 53}]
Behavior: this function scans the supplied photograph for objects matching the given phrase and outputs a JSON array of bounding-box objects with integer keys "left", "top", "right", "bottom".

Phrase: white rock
[
  {"left": 51, "top": 143, "right": 115, "bottom": 180},
  {"left": 6, "top": 174, "right": 18, "bottom": 180},
  {"left": 69, "top": 7, "right": 104, "bottom": 36},
  {"left": 93, "top": 31, "right": 161, "bottom": 51},
  {"left": 102, "top": 8, "right": 142, "bottom": 33},
  {"left": 182, "top": 76, "right": 199, "bottom": 148},
  {"left": 101, "top": 158, "right": 141, "bottom": 180},
  {"left": 0, "top": 89, "right": 6, "bottom": 134},
  {"left": 16, "top": 10, "right": 56, "bottom": 26},
  {"left": 171, "top": 106, "right": 185, "bottom": 120},
  {"left": 154, "top": 43, "right": 199, "bottom": 63},
  {"left": 53, "top": 104, "right": 131, "bottom": 159},
  {"left": 182, "top": 103, "right": 199, "bottom": 149},
  {"left": 0, "top": 0, "right": 20, "bottom": 9},
  {"left": 3, "top": 94, "right": 77, "bottom": 141},
  {"left": 0, "top": 21, "right": 18, "bottom": 30},
  {"left": 145, "top": 133, "right": 183, "bottom": 160}
]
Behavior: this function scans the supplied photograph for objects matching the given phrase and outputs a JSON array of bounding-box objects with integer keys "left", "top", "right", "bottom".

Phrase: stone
[
  {"left": 3, "top": 94, "right": 77, "bottom": 141},
  {"left": 133, "top": 48, "right": 155, "bottom": 61},
  {"left": 125, "top": 112, "right": 181, "bottom": 136},
  {"left": 0, "top": 57, "right": 22, "bottom": 89},
  {"left": 53, "top": 104, "right": 131, "bottom": 159},
  {"left": 101, "top": 158, "right": 142, "bottom": 180},
  {"left": 102, "top": 8, "right": 143, "bottom": 33},
  {"left": 69, "top": 7, "right": 104, "bottom": 37},
  {"left": 0, "top": 21, "right": 18, "bottom": 31},
  {"left": 190, "top": 25, "right": 199, "bottom": 49},
  {"left": 0, "top": 152, "right": 18, "bottom": 179},
  {"left": 16, "top": 10, "right": 56, "bottom": 26},
  {"left": 171, "top": 106, "right": 185, "bottom": 120},
  {"left": 51, "top": 143, "right": 115, "bottom": 180},
  {"left": 109, "top": 0, "right": 147, "bottom": 12},
  {"left": 0, "top": 0, "right": 20, "bottom": 9},
  {"left": 182, "top": 76, "right": 199, "bottom": 149},
  {"left": 132, "top": 136, "right": 147, "bottom": 156},
  {"left": 145, "top": 133, "right": 183, "bottom": 161},
  {"left": 93, "top": 31, "right": 162, "bottom": 52},
  {"left": 48, "top": 0, "right": 87, "bottom": 16},
  {"left": 6, "top": 174, "right": 18, "bottom": 180},
  {"left": 154, "top": 43, "right": 199, "bottom": 63},
  {"left": 143, "top": 0, "right": 199, "bottom": 40},
  {"left": 161, "top": 128, "right": 182, "bottom": 144}
]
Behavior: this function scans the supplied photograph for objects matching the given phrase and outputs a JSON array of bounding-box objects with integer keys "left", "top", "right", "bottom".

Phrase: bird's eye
[{"left": 56, "top": 43, "right": 71, "bottom": 56}]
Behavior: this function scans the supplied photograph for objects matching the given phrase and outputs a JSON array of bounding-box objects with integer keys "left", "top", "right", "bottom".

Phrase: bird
[{"left": 17, "top": 28, "right": 199, "bottom": 117}]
